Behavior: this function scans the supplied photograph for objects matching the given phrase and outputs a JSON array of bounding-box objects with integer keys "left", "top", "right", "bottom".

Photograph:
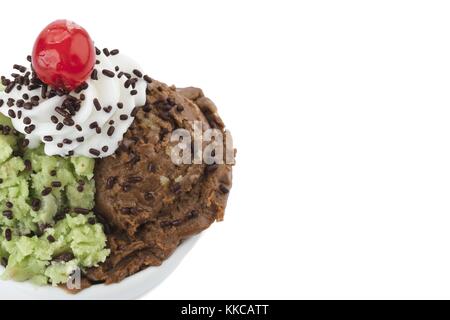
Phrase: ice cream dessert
[{"left": 0, "top": 20, "right": 234, "bottom": 290}]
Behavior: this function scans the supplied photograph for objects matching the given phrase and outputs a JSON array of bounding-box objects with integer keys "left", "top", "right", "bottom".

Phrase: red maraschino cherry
[{"left": 32, "top": 20, "right": 96, "bottom": 91}]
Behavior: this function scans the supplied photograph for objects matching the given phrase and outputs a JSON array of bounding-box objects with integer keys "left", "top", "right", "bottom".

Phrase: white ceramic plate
[{"left": 0, "top": 235, "right": 199, "bottom": 300}]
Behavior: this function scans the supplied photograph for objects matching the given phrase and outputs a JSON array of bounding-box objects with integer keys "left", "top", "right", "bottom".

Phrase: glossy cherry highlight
[{"left": 32, "top": 20, "right": 96, "bottom": 91}]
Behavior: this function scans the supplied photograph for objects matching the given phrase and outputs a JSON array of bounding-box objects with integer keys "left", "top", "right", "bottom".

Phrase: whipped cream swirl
[{"left": 0, "top": 50, "right": 147, "bottom": 157}]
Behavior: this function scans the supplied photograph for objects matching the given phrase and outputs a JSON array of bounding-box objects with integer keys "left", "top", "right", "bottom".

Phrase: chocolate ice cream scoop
[{"left": 85, "top": 80, "right": 234, "bottom": 284}]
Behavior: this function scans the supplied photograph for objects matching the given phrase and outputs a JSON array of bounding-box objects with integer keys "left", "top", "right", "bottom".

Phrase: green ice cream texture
[{"left": 0, "top": 87, "right": 110, "bottom": 286}]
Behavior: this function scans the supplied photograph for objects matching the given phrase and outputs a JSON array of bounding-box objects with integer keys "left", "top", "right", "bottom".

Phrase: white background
[{"left": 2, "top": 0, "right": 450, "bottom": 299}]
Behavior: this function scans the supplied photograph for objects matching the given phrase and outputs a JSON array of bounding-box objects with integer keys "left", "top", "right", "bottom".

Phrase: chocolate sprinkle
[
  {"left": 4, "top": 228, "right": 12, "bottom": 241},
  {"left": 106, "top": 176, "right": 117, "bottom": 189},
  {"left": 21, "top": 139, "right": 29, "bottom": 148},
  {"left": 120, "top": 207, "right": 137, "bottom": 214},
  {"left": 3, "top": 210, "right": 13, "bottom": 220},
  {"left": 55, "top": 107, "right": 70, "bottom": 118},
  {"left": 89, "top": 148, "right": 100, "bottom": 156},
  {"left": 51, "top": 181, "right": 62, "bottom": 188},
  {"left": 41, "top": 85, "right": 48, "bottom": 99},
  {"left": 41, "top": 187, "right": 52, "bottom": 196},
  {"left": 24, "top": 124, "right": 36, "bottom": 134},
  {"left": 2, "top": 125, "right": 11, "bottom": 135},
  {"left": 5, "top": 82, "right": 15, "bottom": 93},
  {"left": 7, "top": 109, "right": 16, "bottom": 118},
  {"left": 143, "top": 75, "right": 152, "bottom": 83},
  {"left": 102, "top": 69, "right": 115, "bottom": 78},
  {"left": 107, "top": 126, "right": 115, "bottom": 136},
  {"left": 54, "top": 252, "right": 75, "bottom": 262},
  {"left": 7, "top": 98, "right": 15, "bottom": 107},
  {"left": 63, "top": 118, "right": 74, "bottom": 126},
  {"left": 13, "top": 64, "right": 26, "bottom": 73},
  {"left": 74, "top": 207, "right": 90, "bottom": 214},
  {"left": 219, "top": 184, "right": 230, "bottom": 194},
  {"left": 91, "top": 69, "right": 98, "bottom": 80},
  {"left": 132, "top": 69, "right": 143, "bottom": 78},
  {"left": 31, "top": 198, "right": 41, "bottom": 211},
  {"left": 143, "top": 104, "right": 151, "bottom": 112},
  {"left": 171, "top": 219, "right": 183, "bottom": 227},
  {"left": 93, "top": 98, "right": 102, "bottom": 111},
  {"left": 127, "top": 176, "right": 143, "bottom": 184}
]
